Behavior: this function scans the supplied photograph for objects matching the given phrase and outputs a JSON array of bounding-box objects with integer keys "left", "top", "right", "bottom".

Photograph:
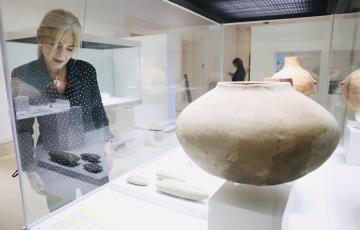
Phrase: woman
[
  {"left": 229, "top": 57, "right": 246, "bottom": 81},
  {"left": 11, "top": 9, "right": 113, "bottom": 211}
]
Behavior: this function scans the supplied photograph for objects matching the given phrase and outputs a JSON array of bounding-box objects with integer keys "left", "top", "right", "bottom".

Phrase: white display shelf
[
  {"left": 29, "top": 146, "right": 360, "bottom": 230},
  {"left": 101, "top": 97, "right": 141, "bottom": 108},
  {"left": 16, "top": 104, "right": 71, "bottom": 120},
  {"left": 15, "top": 97, "right": 140, "bottom": 120},
  {"left": 110, "top": 148, "right": 225, "bottom": 220}
]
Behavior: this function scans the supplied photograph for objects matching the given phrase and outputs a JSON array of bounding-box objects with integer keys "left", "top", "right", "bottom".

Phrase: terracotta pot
[
  {"left": 341, "top": 69, "right": 360, "bottom": 123},
  {"left": 272, "top": 56, "right": 316, "bottom": 96},
  {"left": 341, "top": 69, "right": 360, "bottom": 110},
  {"left": 176, "top": 82, "right": 339, "bottom": 185}
]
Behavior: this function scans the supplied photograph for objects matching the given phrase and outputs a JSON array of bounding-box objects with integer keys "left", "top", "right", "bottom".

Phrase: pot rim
[{"left": 217, "top": 81, "right": 292, "bottom": 89}]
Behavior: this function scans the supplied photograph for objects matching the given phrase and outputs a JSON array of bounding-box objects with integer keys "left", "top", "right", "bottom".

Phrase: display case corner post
[{"left": 0, "top": 7, "right": 31, "bottom": 230}]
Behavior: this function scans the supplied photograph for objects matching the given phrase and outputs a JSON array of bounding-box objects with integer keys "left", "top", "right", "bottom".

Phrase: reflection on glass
[
  {"left": 2, "top": 1, "right": 222, "bottom": 227},
  {"left": 11, "top": 9, "right": 113, "bottom": 216},
  {"left": 328, "top": 13, "right": 360, "bottom": 135}
]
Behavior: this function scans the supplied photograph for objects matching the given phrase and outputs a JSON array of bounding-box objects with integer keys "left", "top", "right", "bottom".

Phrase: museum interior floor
[{"left": 0, "top": 152, "right": 24, "bottom": 230}]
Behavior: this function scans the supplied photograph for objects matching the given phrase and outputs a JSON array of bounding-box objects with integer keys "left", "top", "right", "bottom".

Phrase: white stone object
[
  {"left": 156, "top": 179, "right": 209, "bottom": 201},
  {"left": 127, "top": 175, "right": 149, "bottom": 186},
  {"left": 208, "top": 182, "right": 292, "bottom": 230},
  {"left": 156, "top": 169, "right": 186, "bottom": 182}
]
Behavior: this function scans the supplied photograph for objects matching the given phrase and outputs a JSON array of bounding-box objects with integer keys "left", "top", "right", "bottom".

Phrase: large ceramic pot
[
  {"left": 176, "top": 82, "right": 339, "bottom": 185},
  {"left": 272, "top": 56, "right": 316, "bottom": 96},
  {"left": 341, "top": 69, "right": 360, "bottom": 122}
]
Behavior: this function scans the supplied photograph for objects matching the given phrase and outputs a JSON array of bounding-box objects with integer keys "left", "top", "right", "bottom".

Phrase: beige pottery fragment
[
  {"left": 176, "top": 82, "right": 339, "bottom": 185},
  {"left": 273, "top": 56, "right": 316, "bottom": 96}
]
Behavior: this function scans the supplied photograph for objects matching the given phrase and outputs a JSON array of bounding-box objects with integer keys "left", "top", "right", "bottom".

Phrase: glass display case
[
  {"left": 0, "top": 0, "right": 359, "bottom": 229},
  {"left": 0, "top": 0, "right": 223, "bottom": 228}
]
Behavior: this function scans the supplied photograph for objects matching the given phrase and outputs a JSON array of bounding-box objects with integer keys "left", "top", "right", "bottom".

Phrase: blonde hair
[{"left": 37, "top": 9, "right": 82, "bottom": 55}]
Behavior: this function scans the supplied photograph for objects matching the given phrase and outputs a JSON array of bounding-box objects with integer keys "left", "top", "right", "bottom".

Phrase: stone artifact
[
  {"left": 272, "top": 56, "right": 316, "bottom": 96},
  {"left": 81, "top": 153, "right": 101, "bottom": 164},
  {"left": 83, "top": 163, "right": 103, "bottom": 174},
  {"left": 156, "top": 179, "right": 209, "bottom": 201},
  {"left": 176, "top": 82, "right": 340, "bottom": 185},
  {"left": 48, "top": 151, "right": 80, "bottom": 167},
  {"left": 156, "top": 169, "right": 186, "bottom": 182},
  {"left": 340, "top": 69, "right": 360, "bottom": 122},
  {"left": 127, "top": 175, "right": 149, "bottom": 186}
]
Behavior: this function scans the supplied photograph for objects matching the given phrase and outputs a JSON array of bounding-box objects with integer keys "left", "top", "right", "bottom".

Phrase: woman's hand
[
  {"left": 26, "top": 171, "right": 45, "bottom": 194},
  {"left": 104, "top": 142, "right": 114, "bottom": 172}
]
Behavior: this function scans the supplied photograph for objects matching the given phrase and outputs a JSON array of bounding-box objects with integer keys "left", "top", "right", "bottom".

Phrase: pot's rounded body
[
  {"left": 176, "top": 82, "right": 339, "bottom": 185},
  {"left": 341, "top": 69, "right": 360, "bottom": 111},
  {"left": 273, "top": 56, "right": 316, "bottom": 96}
]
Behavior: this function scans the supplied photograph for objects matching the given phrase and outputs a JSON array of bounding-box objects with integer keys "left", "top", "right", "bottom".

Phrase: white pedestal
[
  {"left": 209, "top": 182, "right": 292, "bottom": 230},
  {"left": 113, "top": 107, "right": 135, "bottom": 142},
  {"left": 344, "top": 121, "right": 360, "bottom": 166}
]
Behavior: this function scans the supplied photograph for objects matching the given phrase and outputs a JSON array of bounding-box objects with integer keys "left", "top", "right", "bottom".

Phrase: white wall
[
  {"left": 223, "top": 25, "right": 251, "bottom": 81},
  {"left": 0, "top": 0, "right": 86, "bottom": 32},
  {"left": 175, "top": 27, "right": 223, "bottom": 112},
  {"left": 192, "top": 27, "right": 223, "bottom": 98},
  {"left": 78, "top": 48, "right": 115, "bottom": 95},
  {"left": 128, "top": 34, "right": 170, "bottom": 129},
  {"left": 113, "top": 47, "right": 141, "bottom": 98},
  {"left": 166, "top": 33, "right": 181, "bottom": 122}
]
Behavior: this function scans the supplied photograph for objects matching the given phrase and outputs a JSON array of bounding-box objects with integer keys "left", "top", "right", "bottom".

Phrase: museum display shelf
[
  {"left": 110, "top": 147, "right": 225, "bottom": 220},
  {"left": 16, "top": 104, "right": 72, "bottom": 120},
  {"left": 14, "top": 96, "right": 141, "bottom": 120},
  {"left": 26, "top": 145, "right": 360, "bottom": 230}
]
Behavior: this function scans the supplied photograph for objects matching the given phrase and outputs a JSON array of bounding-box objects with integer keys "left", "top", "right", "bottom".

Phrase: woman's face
[{"left": 41, "top": 32, "right": 75, "bottom": 71}]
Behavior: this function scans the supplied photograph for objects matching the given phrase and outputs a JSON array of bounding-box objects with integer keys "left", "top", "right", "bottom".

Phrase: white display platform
[
  {"left": 111, "top": 147, "right": 225, "bottom": 220},
  {"left": 30, "top": 186, "right": 207, "bottom": 230},
  {"left": 343, "top": 121, "right": 360, "bottom": 165},
  {"left": 209, "top": 182, "right": 292, "bottom": 230},
  {"left": 102, "top": 96, "right": 141, "bottom": 149},
  {"left": 29, "top": 146, "right": 360, "bottom": 230}
]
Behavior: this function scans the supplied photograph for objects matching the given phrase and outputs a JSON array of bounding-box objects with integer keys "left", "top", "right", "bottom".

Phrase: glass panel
[
  {"left": 0, "top": 0, "right": 221, "bottom": 228},
  {"left": 223, "top": 16, "right": 334, "bottom": 106},
  {"left": 327, "top": 11, "right": 360, "bottom": 139}
]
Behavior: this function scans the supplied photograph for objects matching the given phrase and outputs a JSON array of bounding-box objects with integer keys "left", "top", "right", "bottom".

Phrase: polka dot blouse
[{"left": 12, "top": 56, "right": 113, "bottom": 171}]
